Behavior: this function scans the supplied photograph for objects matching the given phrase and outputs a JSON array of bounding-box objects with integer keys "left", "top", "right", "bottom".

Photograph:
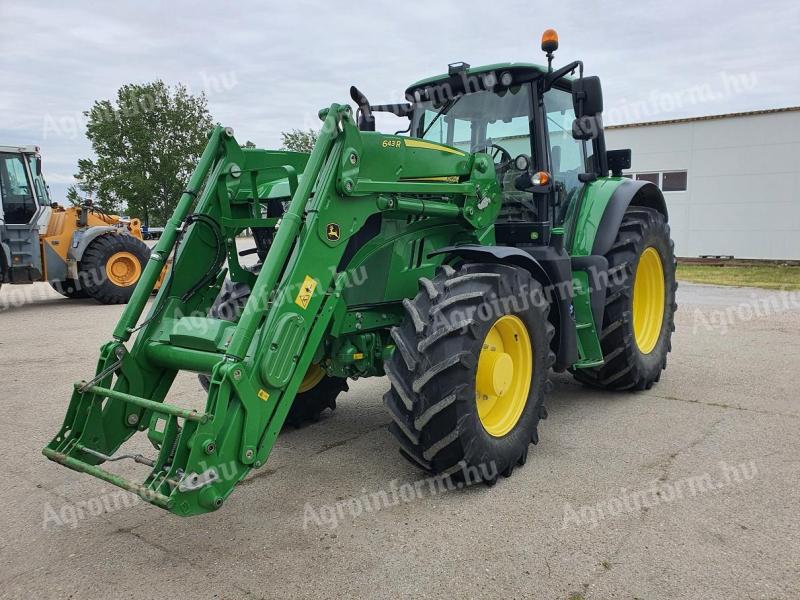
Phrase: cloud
[
  {"left": 1, "top": 0, "right": 798, "bottom": 205},
  {"left": 41, "top": 172, "right": 79, "bottom": 185}
]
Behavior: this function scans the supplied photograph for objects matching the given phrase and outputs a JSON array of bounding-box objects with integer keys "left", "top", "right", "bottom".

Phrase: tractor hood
[
  {"left": 352, "top": 132, "right": 473, "bottom": 183},
  {"left": 257, "top": 133, "right": 474, "bottom": 199}
]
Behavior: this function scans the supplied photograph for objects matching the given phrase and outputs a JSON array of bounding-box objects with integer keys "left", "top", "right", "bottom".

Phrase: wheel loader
[
  {"left": 0, "top": 145, "right": 150, "bottom": 304},
  {"left": 44, "top": 30, "right": 677, "bottom": 516}
]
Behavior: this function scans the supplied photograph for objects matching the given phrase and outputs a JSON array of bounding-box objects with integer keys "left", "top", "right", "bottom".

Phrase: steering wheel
[{"left": 477, "top": 143, "right": 514, "bottom": 177}]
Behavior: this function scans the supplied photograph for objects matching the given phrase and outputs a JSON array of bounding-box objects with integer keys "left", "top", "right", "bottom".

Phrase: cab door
[
  {"left": 0, "top": 152, "right": 45, "bottom": 282},
  {"left": 542, "top": 86, "right": 594, "bottom": 227}
]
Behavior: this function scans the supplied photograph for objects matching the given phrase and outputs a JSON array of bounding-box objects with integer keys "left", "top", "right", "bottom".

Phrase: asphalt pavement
[{"left": 0, "top": 279, "right": 797, "bottom": 599}]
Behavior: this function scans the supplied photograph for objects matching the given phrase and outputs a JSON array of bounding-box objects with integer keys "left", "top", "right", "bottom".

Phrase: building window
[
  {"left": 635, "top": 172, "right": 660, "bottom": 185},
  {"left": 662, "top": 171, "right": 688, "bottom": 192}
]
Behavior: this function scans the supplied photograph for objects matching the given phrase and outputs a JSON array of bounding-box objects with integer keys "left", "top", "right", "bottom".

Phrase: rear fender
[{"left": 571, "top": 178, "right": 667, "bottom": 257}]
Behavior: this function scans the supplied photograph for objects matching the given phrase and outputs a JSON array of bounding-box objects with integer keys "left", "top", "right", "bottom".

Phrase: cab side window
[
  {"left": 543, "top": 88, "right": 588, "bottom": 223},
  {"left": 27, "top": 155, "right": 50, "bottom": 206}
]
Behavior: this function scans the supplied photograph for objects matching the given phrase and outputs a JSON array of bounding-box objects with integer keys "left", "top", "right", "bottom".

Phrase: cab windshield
[
  {"left": 412, "top": 85, "right": 532, "bottom": 159},
  {"left": 411, "top": 85, "right": 534, "bottom": 203}
]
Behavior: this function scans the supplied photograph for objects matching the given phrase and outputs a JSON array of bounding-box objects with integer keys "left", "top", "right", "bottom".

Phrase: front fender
[
  {"left": 429, "top": 244, "right": 578, "bottom": 371},
  {"left": 69, "top": 226, "right": 117, "bottom": 261},
  {"left": 429, "top": 244, "right": 551, "bottom": 285}
]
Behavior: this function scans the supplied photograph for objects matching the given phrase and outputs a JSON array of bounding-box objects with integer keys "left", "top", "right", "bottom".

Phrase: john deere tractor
[
  {"left": 0, "top": 145, "right": 150, "bottom": 304},
  {"left": 44, "top": 31, "right": 676, "bottom": 515}
]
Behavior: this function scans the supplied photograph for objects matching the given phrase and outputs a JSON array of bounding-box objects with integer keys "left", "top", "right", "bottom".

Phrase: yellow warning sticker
[
  {"left": 294, "top": 275, "right": 317, "bottom": 310},
  {"left": 257, "top": 389, "right": 270, "bottom": 401}
]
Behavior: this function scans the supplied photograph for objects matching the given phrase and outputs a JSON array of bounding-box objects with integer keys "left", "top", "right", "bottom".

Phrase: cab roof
[
  {"left": 0, "top": 145, "right": 40, "bottom": 155},
  {"left": 408, "top": 63, "right": 547, "bottom": 91},
  {"left": 406, "top": 63, "right": 572, "bottom": 103}
]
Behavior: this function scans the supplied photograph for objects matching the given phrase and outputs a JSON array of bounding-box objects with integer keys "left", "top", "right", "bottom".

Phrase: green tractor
[{"left": 44, "top": 31, "right": 676, "bottom": 515}]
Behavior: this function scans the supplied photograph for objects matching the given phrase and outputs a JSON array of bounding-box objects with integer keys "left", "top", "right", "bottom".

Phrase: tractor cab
[
  {"left": 411, "top": 60, "right": 606, "bottom": 249},
  {"left": 354, "top": 31, "right": 609, "bottom": 252}
]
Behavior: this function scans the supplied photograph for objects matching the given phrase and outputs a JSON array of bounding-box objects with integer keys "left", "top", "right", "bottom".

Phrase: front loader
[{"left": 44, "top": 30, "right": 677, "bottom": 516}]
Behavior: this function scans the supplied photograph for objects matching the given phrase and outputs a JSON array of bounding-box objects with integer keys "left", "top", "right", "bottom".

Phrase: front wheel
[
  {"left": 572, "top": 206, "right": 677, "bottom": 390},
  {"left": 384, "top": 262, "right": 554, "bottom": 482},
  {"left": 284, "top": 364, "right": 348, "bottom": 427},
  {"left": 50, "top": 278, "right": 89, "bottom": 299}
]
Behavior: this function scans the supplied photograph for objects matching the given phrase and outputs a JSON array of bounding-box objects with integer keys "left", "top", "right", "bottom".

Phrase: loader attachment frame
[{"left": 44, "top": 103, "right": 501, "bottom": 515}]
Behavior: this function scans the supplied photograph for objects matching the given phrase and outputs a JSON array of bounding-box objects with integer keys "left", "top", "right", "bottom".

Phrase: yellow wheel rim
[
  {"left": 475, "top": 315, "right": 533, "bottom": 437},
  {"left": 299, "top": 364, "right": 326, "bottom": 393},
  {"left": 632, "top": 246, "right": 666, "bottom": 354},
  {"left": 105, "top": 251, "right": 142, "bottom": 287}
]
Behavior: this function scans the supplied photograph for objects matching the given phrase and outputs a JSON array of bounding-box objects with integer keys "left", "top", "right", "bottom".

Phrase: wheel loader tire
[
  {"left": 50, "top": 278, "right": 89, "bottom": 299},
  {"left": 79, "top": 234, "right": 150, "bottom": 304},
  {"left": 572, "top": 206, "right": 677, "bottom": 391},
  {"left": 384, "top": 262, "right": 554, "bottom": 483},
  {"left": 200, "top": 278, "right": 347, "bottom": 426}
]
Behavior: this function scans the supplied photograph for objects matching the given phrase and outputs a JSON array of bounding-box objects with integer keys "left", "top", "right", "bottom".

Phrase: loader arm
[{"left": 44, "top": 103, "right": 501, "bottom": 515}]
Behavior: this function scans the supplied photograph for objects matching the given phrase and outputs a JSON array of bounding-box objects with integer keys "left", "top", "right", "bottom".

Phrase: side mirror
[
  {"left": 607, "top": 149, "right": 632, "bottom": 177},
  {"left": 572, "top": 75, "right": 603, "bottom": 118}
]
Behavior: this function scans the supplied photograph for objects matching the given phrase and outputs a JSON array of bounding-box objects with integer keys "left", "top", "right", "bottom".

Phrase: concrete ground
[{"left": 0, "top": 280, "right": 797, "bottom": 599}]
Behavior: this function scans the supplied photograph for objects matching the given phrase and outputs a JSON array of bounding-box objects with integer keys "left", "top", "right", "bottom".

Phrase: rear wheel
[
  {"left": 572, "top": 206, "right": 677, "bottom": 390},
  {"left": 79, "top": 234, "right": 149, "bottom": 304},
  {"left": 384, "top": 262, "right": 554, "bottom": 482}
]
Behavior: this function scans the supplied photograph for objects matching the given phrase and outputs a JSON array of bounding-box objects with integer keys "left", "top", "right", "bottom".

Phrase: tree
[
  {"left": 280, "top": 128, "right": 318, "bottom": 153},
  {"left": 73, "top": 81, "right": 214, "bottom": 226},
  {"left": 65, "top": 185, "right": 86, "bottom": 207}
]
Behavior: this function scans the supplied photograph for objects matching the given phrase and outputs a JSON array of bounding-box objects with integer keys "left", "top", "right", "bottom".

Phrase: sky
[{"left": 1, "top": 0, "right": 799, "bottom": 202}]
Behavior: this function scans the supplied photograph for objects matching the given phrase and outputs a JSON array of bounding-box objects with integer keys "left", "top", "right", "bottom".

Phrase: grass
[{"left": 676, "top": 263, "right": 800, "bottom": 290}]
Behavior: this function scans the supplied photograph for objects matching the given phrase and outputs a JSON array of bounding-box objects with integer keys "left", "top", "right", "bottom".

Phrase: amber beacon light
[{"left": 541, "top": 28, "right": 559, "bottom": 53}]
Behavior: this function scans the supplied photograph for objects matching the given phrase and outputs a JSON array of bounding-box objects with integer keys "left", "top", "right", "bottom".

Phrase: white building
[{"left": 604, "top": 107, "right": 800, "bottom": 260}]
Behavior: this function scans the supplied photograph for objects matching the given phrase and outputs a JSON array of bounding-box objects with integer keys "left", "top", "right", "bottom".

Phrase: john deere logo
[{"left": 326, "top": 223, "right": 340, "bottom": 241}]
